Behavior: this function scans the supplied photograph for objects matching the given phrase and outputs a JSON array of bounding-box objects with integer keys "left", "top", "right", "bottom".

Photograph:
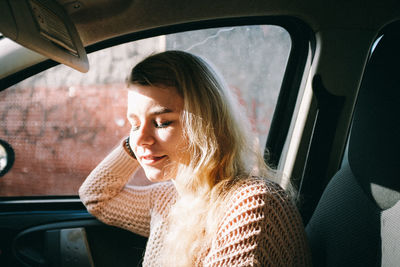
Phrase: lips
[{"left": 140, "top": 155, "right": 167, "bottom": 165}]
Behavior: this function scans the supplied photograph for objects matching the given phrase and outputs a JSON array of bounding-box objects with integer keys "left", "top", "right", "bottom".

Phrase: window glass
[{"left": 0, "top": 25, "right": 291, "bottom": 196}]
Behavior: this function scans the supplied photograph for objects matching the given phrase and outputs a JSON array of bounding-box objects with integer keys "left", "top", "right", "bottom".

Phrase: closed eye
[{"left": 154, "top": 121, "right": 173, "bottom": 128}]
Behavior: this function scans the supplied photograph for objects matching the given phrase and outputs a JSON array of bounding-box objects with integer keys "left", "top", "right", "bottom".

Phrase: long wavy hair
[{"left": 129, "top": 50, "right": 274, "bottom": 266}]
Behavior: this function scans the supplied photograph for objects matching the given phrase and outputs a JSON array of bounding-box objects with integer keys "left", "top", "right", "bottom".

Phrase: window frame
[{"left": 0, "top": 16, "right": 313, "bottom": 203}]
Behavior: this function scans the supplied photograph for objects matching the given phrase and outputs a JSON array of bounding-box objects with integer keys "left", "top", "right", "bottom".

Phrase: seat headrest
[{"left": 348, "top": 31, "right": 400, "bottom": 207}]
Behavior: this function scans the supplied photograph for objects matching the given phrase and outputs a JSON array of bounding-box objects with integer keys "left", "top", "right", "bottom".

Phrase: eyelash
[
  {"left": 130, "top": 121, "right": 173, "bottom": 131},
  {"left": 155, "top": 121, "right": 172, "bottom": 128}
]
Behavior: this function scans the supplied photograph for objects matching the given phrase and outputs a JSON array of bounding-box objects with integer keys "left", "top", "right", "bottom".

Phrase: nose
[{"left": 131, "top": 122, "right": 155, "bottom": 147}]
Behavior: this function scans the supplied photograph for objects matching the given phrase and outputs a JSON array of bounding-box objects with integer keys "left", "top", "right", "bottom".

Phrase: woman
[{"left": 79, "top": 50, "right": 311, "bottom": 266}]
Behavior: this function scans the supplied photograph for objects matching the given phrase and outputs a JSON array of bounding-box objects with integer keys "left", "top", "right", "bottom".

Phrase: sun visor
[{"left": 0, "top": 0, "right": 89, "bottom": 73}]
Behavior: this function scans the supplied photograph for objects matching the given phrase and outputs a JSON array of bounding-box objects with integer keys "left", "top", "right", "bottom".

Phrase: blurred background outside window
[{"left": 0, "top": 25, "right": 291, "bottom": 196}]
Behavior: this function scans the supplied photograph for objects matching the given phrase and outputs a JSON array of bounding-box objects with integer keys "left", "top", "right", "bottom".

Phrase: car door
[{"left": 0, "top": 18, "right": 311, "bottom": 266}]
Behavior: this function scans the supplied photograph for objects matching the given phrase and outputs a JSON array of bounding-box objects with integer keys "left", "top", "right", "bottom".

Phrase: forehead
[{"left": 127, "top": 84, "right": 183, "bottom": 114}]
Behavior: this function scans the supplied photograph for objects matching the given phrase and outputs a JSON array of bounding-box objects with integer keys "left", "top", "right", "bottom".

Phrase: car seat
[{"left": 305, "top": 26, "right": 400, "bottom": 267}]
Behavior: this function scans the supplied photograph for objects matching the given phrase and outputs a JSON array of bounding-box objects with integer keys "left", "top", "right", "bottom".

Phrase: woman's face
[{"left": 127, "top": 84, "right": 190, "bottom": 182}]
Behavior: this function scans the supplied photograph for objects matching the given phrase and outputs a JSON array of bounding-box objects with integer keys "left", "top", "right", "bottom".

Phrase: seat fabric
[{"left": 306, "top": 26, "right": 400, "bottom": 267}]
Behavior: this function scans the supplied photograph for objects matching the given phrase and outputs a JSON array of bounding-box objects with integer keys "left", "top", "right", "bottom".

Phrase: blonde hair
[{"left": 129, "top": 51, "right": 274, "bottom": 266}]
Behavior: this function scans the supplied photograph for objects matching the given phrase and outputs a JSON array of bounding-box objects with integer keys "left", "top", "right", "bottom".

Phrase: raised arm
[
  {"left": 79, "top": 141, "right": 153, "bottom": 237},
  {"left": 204, "top": 178, "right": 311, "bottom": 267}
]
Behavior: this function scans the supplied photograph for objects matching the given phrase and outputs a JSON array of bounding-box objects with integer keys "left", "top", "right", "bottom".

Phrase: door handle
[{"left": 59, "top": 228, "right": 94, "bottom": 267}]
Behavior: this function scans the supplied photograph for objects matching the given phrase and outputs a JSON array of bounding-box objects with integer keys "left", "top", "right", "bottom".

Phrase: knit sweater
[{"left": 79, "top": 143, "right": 311, "bottom": 266}]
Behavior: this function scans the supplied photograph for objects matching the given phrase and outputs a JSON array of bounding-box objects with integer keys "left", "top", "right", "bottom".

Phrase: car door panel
[{"left": 0, "top": 207, "right": 147, "bottom": 267}]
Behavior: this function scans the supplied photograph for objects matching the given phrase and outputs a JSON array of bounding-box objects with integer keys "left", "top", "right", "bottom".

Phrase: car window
[{"left": 0, "top": 25, "right": 291, "bottom": 196}]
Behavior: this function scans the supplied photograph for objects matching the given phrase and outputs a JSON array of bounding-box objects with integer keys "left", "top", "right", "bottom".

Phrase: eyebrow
[
  {"left": 127, "top": 106, "right": 176, "bottom": 120},
  {"left": 149, "top": 106, "right": 174, "bottom": 115}
]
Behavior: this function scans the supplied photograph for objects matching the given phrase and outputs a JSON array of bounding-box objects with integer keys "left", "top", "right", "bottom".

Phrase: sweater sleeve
[
  {"left": 203, "top": 178, "right": 311, "bottom": 267},
  {"left": 79, "top": 141, "right": 153, "bottom": 237}
]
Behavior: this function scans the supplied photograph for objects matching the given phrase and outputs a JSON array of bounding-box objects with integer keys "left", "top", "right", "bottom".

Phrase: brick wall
[{"left": 0, "top": 38, "right": 164, "bottom": 196}]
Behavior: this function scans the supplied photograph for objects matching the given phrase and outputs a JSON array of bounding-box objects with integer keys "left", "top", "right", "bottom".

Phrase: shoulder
[
  {"left": 218, "top": 177, "right": 310, "bottom": 265},
  {"left": 228, "top": 176, "right": 290, "bottom": 208},
  {"left": 221, "top": 176, "right": 300, "bottom": 233}
]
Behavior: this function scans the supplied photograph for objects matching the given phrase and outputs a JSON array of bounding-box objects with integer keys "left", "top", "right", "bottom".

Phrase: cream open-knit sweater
[{"left": 79, "top": 142, "right": 311, "bottom": 266}]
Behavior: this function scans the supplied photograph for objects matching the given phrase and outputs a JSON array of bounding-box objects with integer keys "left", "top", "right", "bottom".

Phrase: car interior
[
  {"left": 306, "top": 25, "right": 400, "bottom": 266},
  {"left": 0, "top": 0, "right": 399, "bottom": 266}
]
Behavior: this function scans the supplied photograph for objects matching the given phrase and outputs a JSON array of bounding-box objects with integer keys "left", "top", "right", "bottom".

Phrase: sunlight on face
[{"left": 127, "top": 84, "right": 190, "bottom": 182}]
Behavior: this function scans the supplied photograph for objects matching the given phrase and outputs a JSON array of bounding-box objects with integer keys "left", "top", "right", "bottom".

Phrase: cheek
[
  {"left": 156, "top": 124, "right": 184, "bottom": 143},
  {"left": 156, "top": 130, "right": 174, "bottom": 143},
  {"left": 160, "top": 130, "right": 190, "bottom": 158},
  {"left": 172, "top": 136, "right": 191, "bottom": 162}
]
